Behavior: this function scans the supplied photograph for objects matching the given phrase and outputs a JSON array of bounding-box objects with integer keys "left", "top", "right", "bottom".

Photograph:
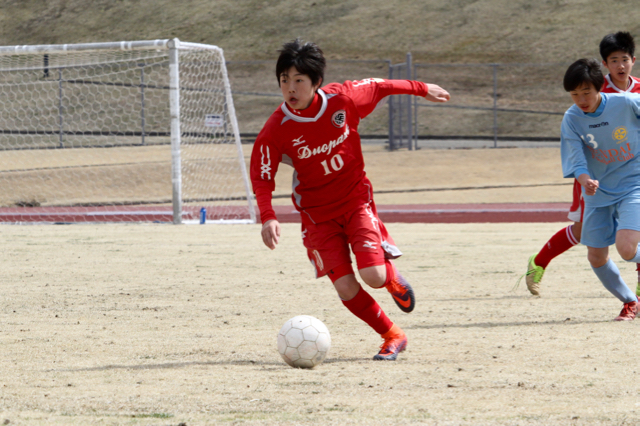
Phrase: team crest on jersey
[
  {"left": 331, "top": 110, "right": 346, "bottom": 128},
  {"left": 613, "top": 126, "right": 628, "bottom": 143}
]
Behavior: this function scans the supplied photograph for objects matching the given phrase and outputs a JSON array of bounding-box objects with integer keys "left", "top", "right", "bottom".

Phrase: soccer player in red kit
[
  {"left": 523, "top": 31, "right": 640, "bottom": 296},
  {"left": 250, "top": 39, "right": 450, "bottom": 361}
]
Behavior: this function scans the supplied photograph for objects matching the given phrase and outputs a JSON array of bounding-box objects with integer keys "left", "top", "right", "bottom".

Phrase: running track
[{"left": 0, "top": 203, "right": 571, "bottom": 223}]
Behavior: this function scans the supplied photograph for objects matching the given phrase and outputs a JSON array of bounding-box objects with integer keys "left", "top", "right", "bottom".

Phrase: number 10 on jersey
[{"left": 320, "top": 154, "right": 345, "bottom": 175}]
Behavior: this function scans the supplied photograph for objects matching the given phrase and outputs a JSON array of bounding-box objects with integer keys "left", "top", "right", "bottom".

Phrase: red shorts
[
  {"left": 301, "top": 201, "right": 402, "bottom": 280},
  {"left": 568, "top": 179, "right": 585, "bottom": 222}
]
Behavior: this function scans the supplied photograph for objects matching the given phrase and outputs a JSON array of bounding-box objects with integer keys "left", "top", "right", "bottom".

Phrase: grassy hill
[
  {"left": 1, "top": 0, "right": 639, "bottom": 138},
  {"left": 2, "top": 0, "right": 638, "bottom": 63}
]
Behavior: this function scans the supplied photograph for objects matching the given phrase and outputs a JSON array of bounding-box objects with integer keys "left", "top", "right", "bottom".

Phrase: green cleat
[{"left": 525, "top": 254, "right": 545, "bottom": 296}]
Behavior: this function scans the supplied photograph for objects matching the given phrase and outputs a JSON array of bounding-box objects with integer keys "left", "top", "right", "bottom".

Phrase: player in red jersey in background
[
  {"left": 250, "top": 39, "right": 450, "bottom": 361},
  {"left": 523, "top": 31, "right": 640, "bottom": 296}
]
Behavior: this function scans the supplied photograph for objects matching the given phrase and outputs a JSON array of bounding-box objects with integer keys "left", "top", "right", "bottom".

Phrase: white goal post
[{"left": 0, "top": 38, "right": 255, "bottom": 224}]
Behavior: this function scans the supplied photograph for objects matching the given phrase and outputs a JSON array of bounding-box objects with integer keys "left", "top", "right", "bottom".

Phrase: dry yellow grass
[
  {"left": 0, "top": 144, "right": 571, "bottom": 207},
  {"left": 267, "top": 144, "right": 571, "bottom": 205},
  {"left": 1, "top": 0, "right": 634, "bottom": 64},
  {"left": 0, "top": 144, "right": 572, "bottom": 206},
  {"left": 0, "top": 222, "right": 638, "bottom": 425}
]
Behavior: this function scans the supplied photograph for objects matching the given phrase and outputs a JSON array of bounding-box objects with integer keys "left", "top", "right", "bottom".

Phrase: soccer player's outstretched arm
[{"left": 341, "top": 79, "right": 450, "bottom": 119}]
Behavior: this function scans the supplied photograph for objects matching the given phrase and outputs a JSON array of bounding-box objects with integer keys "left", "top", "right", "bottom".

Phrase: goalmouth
[{"left": 0, "top": 39, "right": 256, "bottom": 224}]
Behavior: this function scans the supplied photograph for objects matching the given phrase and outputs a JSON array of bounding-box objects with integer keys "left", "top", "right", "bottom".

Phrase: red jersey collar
[
  {"left": 605, "top": 74, "right": 636, "bottom": 92},
  {"left": 281, "top": 89, "right": 328, "bottom": 123}
]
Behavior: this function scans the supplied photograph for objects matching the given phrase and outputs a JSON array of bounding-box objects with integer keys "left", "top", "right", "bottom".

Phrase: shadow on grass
[
  {"left": 409, "top": 317, "right": 611, "bottom": 330},
  {"left": 52, "top": 356, "right": 366, "bottom": 372}
]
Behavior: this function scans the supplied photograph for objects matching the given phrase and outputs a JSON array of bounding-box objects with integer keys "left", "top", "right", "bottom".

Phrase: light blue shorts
[{"left": 581, "top": 193, "right": 640, "bottom": 248}]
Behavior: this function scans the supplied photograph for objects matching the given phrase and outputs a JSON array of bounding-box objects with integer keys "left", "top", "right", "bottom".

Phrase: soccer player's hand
[
  {"left": 425, "top": 84, "right": 450, "bottom": 103},
  {"left": 583, "top": 179, "right": 599, "bottom": 196},
  {"left": 578, "top": 173, "right": 599, "bottom": 196},
  {"left": 261, "top": 219, "right": 281, "bottom": 250}
]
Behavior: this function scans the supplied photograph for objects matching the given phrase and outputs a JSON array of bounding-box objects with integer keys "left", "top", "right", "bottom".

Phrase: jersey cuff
[
  {"left": 259, "top": 210, "right": 277, "bottom": 224},
  {"left": 254, "top": 187, "right": 277, "bottom": 224},
  {"left": 569, "top": 168, "right": 590, "bottom": 180}
]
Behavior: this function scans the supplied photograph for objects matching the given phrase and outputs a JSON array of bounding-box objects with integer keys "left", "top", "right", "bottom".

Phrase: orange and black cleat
[
  {"left": 373, "top": 324, "right": 407, "bottom": 361},
  {"left": 386, "top": 271, "right": 415, "bottom": 313}
]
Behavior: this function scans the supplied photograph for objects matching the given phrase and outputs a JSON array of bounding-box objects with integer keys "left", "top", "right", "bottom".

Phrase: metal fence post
[
  {"left": 58, "top": 69, "right": 63, "bottom": 148},
  {"left": 492, "top": 64, "right": 498, "bottom": 148},
  {"left": 406, "top": 52, "right": 414, "bottom": 150},
  {"left": 388, "top": 60, "right": 395, "bottom": 150}
]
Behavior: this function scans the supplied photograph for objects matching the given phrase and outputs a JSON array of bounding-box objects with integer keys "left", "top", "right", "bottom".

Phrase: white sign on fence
[{"left": 204, "top": 114, "right": 224, "bottom": 128}]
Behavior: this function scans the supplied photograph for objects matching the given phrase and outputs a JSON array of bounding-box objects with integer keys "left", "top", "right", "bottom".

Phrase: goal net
[{"left": 0, "top": 39, "right": 255, "bottom": 224}]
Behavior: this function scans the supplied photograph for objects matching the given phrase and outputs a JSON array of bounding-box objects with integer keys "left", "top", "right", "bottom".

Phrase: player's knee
[
  {"left": 332, "top": 275, "right": 360, "bottom": 301},
  {"left": 614, "top": 236, "right": 639, "bottom": 261},
  {"left": 358, "top": 265, "right": 386, "bottom": 288},
  {"left": 617, "top": 244, "right": 637, "bottom": 261},
  {"left": 587, "top": 250, "right": 607, "bottom": 268}
]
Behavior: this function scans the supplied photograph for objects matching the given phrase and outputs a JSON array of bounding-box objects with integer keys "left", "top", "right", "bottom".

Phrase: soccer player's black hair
[
  {"left": 599, "top": 31, "right": 636, "bottom": 61},
  {"left": 563, "top": 58, "right": 604, "bottom": 92},
  {"left": 275, "top": 38, "right": 326, "bottom": 87}
]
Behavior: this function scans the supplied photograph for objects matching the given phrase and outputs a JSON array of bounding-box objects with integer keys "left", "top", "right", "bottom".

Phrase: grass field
[{"left": 1, "top": 221, "right": 640, "bottom": 425}]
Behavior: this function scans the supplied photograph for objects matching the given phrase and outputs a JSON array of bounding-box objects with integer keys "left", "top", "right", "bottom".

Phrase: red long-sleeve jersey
[{"left": 250, "top": 78, "right": 429, "bottom": 224}]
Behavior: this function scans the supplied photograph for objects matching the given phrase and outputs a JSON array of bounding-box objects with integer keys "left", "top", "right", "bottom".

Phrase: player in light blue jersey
[
  {"left": 522, "top": 32, "right": 640, "bottom": 297},
  {"left": 561, "top": 58, "right": 640, "bottom": 320}
]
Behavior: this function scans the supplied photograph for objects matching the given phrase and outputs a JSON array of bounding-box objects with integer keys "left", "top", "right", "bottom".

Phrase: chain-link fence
[
  {"left": 412, "top": 60, "right": 569, "bottom": 148},
  {"left": 228, "top": 56, "right": 573, "bottom": 149},
  {"left": 389, "top": 53, "right": 414, "bottom": 150}
]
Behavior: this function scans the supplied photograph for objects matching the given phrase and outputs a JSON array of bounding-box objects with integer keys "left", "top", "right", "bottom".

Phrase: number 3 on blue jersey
[{"left": 580, "top": 134, "right": 598, "bottom": 149}]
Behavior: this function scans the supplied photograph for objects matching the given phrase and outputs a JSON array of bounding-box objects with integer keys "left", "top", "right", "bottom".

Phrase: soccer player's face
[
  {"left": 569, "top": 82, "right": 601, "bottom": 114},
  {"left": 603, "top": 51, "right": 636, "bottom": 89},
  {"left": 279, "top": 67, "right": 321, "bottom": 110}
]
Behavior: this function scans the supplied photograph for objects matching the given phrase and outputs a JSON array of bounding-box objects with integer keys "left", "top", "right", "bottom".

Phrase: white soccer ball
[{"left": 277, "top": 315, "right": 331, "bottom": 369}]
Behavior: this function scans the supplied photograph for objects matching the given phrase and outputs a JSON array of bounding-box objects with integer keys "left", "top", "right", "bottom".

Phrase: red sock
[
  {"left": 383, "top": 260, "right": 396, "bottom": 287},
  {"left": 534, "top": 225, "right": 579, "bottom": 269},
  {"left": 342, "top": 287, "right": 393, "bottom": 335}
]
